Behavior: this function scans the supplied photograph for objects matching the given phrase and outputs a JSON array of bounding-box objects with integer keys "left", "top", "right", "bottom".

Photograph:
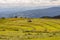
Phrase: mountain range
[{"left": 0, "top": 7, "right": 60, "bottom": 18}]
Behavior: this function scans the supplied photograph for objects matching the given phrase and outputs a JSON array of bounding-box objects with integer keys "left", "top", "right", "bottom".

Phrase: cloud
[{"left": 0, "top": 0, "right": 60, "bottom": 7}]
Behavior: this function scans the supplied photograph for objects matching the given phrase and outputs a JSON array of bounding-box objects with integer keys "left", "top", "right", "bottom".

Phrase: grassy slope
[{"left": 0, "top": 18, "right": 60, "bottom": 40}]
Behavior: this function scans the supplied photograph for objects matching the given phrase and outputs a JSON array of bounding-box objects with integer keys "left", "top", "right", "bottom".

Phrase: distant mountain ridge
[
  {"left": 12, "top": 7, "right": 60, "bottom": 18},
  {"left": 0, "top": 7, "right": 60, "bottom": 18}
]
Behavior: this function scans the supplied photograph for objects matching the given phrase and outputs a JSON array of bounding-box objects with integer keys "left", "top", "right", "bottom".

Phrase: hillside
[
  {"left": 10, "top": 7, "right": 60, "bottom": 18},
  {"left": 0, "top": 18, "right": 60, "bottom": 40},
  {"left": 0, "top": 7, "right": 60, "bottom": 18}
]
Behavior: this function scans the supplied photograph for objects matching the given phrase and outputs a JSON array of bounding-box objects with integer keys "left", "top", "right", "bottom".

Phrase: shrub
[
  {"left": 28, "top": 19, "right": 32, "bottom": 22},
  {"left": 1, "top": 17, "right": 5, "bottom": 19},
  {"left": 20, "top": 17, "right": 23, "bottom": 18},
  {"left": 14, "top": 16, "right": 18, "bottom": 18}
]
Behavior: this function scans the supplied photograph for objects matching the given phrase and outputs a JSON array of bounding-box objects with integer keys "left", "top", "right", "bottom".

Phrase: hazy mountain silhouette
[
  {"left": 0, "top": 7, "right": 60, "bottom": 18},
  {"left": 13, "top": 7, "right": 60, "bottom": 18}
]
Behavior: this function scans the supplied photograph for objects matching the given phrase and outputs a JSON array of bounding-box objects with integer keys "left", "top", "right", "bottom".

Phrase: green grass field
[{"left": 0, "top": 18, "right": 60, "bottom": 40}]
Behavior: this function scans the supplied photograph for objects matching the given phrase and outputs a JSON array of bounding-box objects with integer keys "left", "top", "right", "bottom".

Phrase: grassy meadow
[{"left": 0, "top": 18, "right": 60, "bottom": 40}]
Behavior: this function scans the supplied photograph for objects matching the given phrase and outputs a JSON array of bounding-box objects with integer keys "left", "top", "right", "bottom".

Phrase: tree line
[
  {"left": 41, "top": 15, "right": 60, "bottom": 19},
  {"left": 1, "top": 15, "right": 60, "bottom": 19}
]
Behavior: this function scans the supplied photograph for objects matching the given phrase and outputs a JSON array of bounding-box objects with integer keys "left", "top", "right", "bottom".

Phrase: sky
[{"left": 0, "top": 0, "right": 60, "bottom": 8}]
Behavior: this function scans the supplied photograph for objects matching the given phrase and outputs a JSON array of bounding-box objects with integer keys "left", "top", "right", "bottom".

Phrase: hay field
[{"left": 0, "top": 18, "right": 60, "bottom": 40}]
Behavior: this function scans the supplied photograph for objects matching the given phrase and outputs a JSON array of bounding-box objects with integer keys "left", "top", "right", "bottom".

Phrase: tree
[
  {"left": 53, "top": 15, "right": 60, "bottom": 19},
  {"left": 1, "top": 17, "right": 5, "bottom": 19},
  {"left": 41, "top": 16, "right": 51, "bottom": 18},
  {"left": 14, "top": 16, "right": 18, "bottom": 18},
  {"left": 20, "top": 17, "right": 23, "bottom": 18}
]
